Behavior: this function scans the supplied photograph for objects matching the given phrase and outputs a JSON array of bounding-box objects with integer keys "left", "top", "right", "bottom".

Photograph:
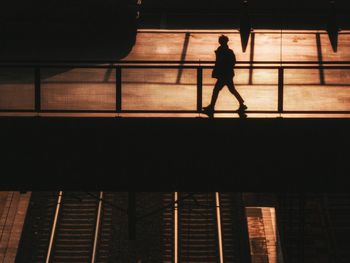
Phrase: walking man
[{"left": 203, "top": 35, "right": 247, "bottom": 118}]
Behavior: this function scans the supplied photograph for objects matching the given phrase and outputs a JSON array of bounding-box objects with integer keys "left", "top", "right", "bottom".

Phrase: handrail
[
  {"left": 91, "top": 192, "right": 104, "bottom": 263},
  {"left": 174, "top": 192, "right": 179, "bottom": 263},
  {"left": 1, "top": 60, "right": 350, "bottom": 66},
  {"left": 1, "top": 64, "right": 350, "bottom": 69},
  {"left": 45, "top": 191, "right": 63, "bottom": 263},
  {"left": 215, "top": 193, "right": 224, "bottom": 263},
  {"left": 1, "top": 63, "right": 350, "bottom": 116}
]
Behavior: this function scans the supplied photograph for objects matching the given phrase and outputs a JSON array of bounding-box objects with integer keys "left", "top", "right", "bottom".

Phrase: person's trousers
[{"left": 209, "top": 78, "right": 244, "bottom": 108}]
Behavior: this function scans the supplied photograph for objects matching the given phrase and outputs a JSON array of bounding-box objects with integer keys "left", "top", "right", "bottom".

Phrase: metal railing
[
  {"left": 45, "top": 191, "right": 63, "bottom": 263},
  {"left": 44, "top": 191, "right": 104, "bottom": 263},
  {"left": 1, "top": 60, "right": 350, "bottom": 115},
  {"left": 91, "top": 192, "right": 104, "bottom": 263}
]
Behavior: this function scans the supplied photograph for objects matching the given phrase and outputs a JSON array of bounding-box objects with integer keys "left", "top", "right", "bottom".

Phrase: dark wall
[
  {"left": 0, "top": 117, "right": 349, "bottom": 191},
  {"left": 0, "top": 0, "right": 137, "bottom": 60},
  {"left": 142, "top": 0, "right": 348, "bottom": 12},
  {"left": 140, "top": 0, "right": 350, "bottom": 29}
]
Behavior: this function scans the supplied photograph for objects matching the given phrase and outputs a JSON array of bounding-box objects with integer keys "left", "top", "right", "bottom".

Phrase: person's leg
[
  {"left": 206, "top": 79, "right": 225, "bottom": 110},
  {"left": 226, "top": 79, "right": 246, "bottom": 107}
]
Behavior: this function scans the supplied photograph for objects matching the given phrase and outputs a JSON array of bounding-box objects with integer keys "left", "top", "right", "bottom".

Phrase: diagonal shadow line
[
  {"left": 103, "top": 65, "right": 113, "bottom": 82},
  {"left": 176, "top": 32, "right": 190, "bottom": 84},
  {"left": 249, "top": 32, "right": 255, "bottom": 85},
  {"left": 316, "top": 33, "right": 325, "bottom": 85}
]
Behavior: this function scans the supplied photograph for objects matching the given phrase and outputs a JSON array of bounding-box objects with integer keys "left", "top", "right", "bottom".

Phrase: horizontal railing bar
[
  {"left": 40, "top": 110, "right": 117, "bottom": 113},
  {"left": 109, "top": 66, "right": 350, "bottom": 69},
  {"left": 278, "top": 111, "right": 350, "bottom": 114},
  {"left": 2, "top": 81, "right": 350, "bottom": 87},
  {"left": 2, "top": 110, "right": 350, "bottom": 114},
  {"left": 0, "top": 109, "right": 36, "bottom": 113},
  {"left": 282, "top": 66, "right": 350, "bottom": 69},
  {"left": 116, "top": 61, "right": 350, "bottom": 65},
  {"left": 1, "top": 60, "right": 350, "bottom": 65},
  {"left": 0, "top": 109, "right": 115, "bottom": 113},
  {"left": 2, "top": 65, "right": 350, "bottom": 70},
  {"left": 120, "top": 110, "right": 197, "bottom": 113},
  {"left": 122, "top": 110, "right": 350, "bottom": 114}
]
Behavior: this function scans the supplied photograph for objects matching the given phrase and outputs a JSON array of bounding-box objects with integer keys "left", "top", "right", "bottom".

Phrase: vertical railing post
[
  {"left": 197, "top": 67, "right": 203, "bottom": 113},
  {"left": 35, "top": 67, "right": 41, "bottom": 112},
  {"left": 278, "top": 67, "right": 284, "bottom": 113},
  {"left": 116, "top": 66, "right": 122, "bottom": 113}
]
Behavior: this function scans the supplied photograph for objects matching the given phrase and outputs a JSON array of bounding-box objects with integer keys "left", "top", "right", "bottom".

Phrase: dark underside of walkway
[
  {"left": 1, "top": 117, "right": 349, "bottom": 191},
  {"left": 139, "top": 0, "right": 350, "bottom": 29},
  {"left": 0, "top": 0, "right": 137, "bottom": 61}
]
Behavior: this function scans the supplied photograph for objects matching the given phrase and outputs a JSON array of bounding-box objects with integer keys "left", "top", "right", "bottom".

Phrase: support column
[{"left": 278, "top": 67, "right": 284, "bottom": 113}]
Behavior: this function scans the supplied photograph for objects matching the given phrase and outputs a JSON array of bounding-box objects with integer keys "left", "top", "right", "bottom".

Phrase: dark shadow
[
  {"left": 104, "top": 66, "right": 114, "bottom": 83},
  {"left": 0, "top": 0, "right": 137, "bottom": 61},
  {"left": 316, "top": 33, "right": 325, "bottom": 85},
  {"left": 327, "top": 1, "right": 339, "bottom": 53},
  {"left": 0, "top": 0, "right": 138, "bottom": 80},
  {"left": 176, "top": 32, "right": 190, "bottom": 84},
  {"left": 327, "top": 28, "right": 338, "bottom": 53},
  {"left": 0, "top": 68, "right": 86, "bottom": 84},
  {"left": 239, "top": 0, "right": 251, "bottom": 53},
  {"left": 138, "top": 0, "right": 350, "bottom": 30},
  {"left": 248, "top": 32, "right": 255, "bottom": 85}
]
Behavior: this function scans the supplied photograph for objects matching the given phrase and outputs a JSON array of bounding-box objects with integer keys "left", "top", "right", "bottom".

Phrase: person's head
[{"left": 218, "top": 35, "right": 229, "bottom": 46}]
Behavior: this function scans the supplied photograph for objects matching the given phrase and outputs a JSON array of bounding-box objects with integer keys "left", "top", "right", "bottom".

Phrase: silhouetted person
[{"left": 203, "top": 35, "right": 247, "bottom": 118}]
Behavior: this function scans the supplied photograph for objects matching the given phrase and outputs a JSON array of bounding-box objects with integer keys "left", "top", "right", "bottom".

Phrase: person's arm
[
  {"left": 232, "top": 51, "right": 236, "bottom": 66},
  {"left": 214, "top": 49, "right": 219, "bottom": 63},
  {"left": 212, "top": 50, "right": 219, "bottom": 78}
]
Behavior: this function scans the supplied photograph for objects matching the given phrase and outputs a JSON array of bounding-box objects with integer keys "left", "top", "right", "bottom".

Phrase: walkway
[{"left": 1, "top": 29, "right": 350, "bottom": 117}]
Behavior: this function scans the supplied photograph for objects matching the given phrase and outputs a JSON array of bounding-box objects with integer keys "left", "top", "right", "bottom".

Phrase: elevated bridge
[
  {"left": 1, "top": 29, "right": 350, "bottom": 118},
  {"left": 0, "top": 29, "right": 349, "bottom": 191}
]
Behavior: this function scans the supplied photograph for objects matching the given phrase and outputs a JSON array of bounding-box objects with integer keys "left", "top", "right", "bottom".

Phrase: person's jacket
[{"left": 212, "top": 45, "right": 236, "bottom": 79}]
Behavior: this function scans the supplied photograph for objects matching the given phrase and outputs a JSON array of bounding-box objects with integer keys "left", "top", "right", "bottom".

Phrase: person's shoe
[
  {"left": 203, "top": 105, "right": 212, "bottom": 111},
  {"left": 238, "top": 104, "right": 248, "bottom": 111},
  {"left": 202, "top": 106, "right": 214, "bottom": 118},
  {"left": 238, "top": 110, "right": 247, "bottom": 119}
]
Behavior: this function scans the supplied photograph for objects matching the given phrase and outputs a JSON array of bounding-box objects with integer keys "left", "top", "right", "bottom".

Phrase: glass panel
[
  {"left": 320, "top": 32, "right": 350, "bottom": 61},
  {"left": 125, "top": 32, "right": 252, "bottom": 62},
  {"left": 0, "top": 68, "right": 34, "bottom": 110},
  {"left": 203, "top": 69, "right": 278, "bottom": 111},
  {"left": 284, "top": 69, "right": 350, "bottom": 111},
  {"left": 281, "top": 33, "right": 318, "bottom": 62},
  {"left": 126, "top": 32, "right": 191, "bottom": 61},
  {"left": 186, "top": 32, "right": 252, "bottom": 61},
  {"left": 41, "top": 68, "right": 115, "bottom": 111},
  {"left": 122, "top": 68, "right": 196, "bottom": 111},
  {"left": 253, "top": 32, "right": 282, "bottom": 61}
]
